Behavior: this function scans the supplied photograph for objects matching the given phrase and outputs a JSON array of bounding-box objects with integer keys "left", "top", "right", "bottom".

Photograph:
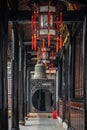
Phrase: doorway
[{"left": 32, "top": 89, "right": 53, "bottom": 112}]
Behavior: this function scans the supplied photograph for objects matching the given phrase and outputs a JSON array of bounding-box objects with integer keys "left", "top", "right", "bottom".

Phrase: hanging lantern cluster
[{"left": 31, "top": 2, "right": 63, "bottom": 75}]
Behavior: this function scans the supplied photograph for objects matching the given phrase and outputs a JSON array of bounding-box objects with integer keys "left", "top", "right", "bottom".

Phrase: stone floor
[{"left": 9, "top": 118, "right": 66, "bottom": 130}]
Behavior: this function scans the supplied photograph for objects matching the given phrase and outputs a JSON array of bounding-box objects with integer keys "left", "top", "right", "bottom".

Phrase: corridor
[
  {"left": 9, "top": 118, "right": 66, "bottom": 130},
  {"left": 0, "top": 1, "right": 87, "bottom": 130}
]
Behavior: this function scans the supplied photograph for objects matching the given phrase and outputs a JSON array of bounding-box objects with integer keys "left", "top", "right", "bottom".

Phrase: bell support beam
[{"left": 7, "top": 10, "right": 86, "bottom": 23}]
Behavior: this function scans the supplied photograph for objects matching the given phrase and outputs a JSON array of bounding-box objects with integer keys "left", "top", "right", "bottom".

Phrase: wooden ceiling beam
[{"left": 8, "top": 10, "right": 86, "bottom": 22}]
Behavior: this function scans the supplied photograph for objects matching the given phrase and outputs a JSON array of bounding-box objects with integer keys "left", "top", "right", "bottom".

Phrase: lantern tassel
[
  {"left": 34, "top": 34, "right": 36, "bottom": 50},
  {"left": 48, "top": 32, "right": 50, "bottom": 47},
  {"left": 52, "top": 51, "right": 54, "bottom": 60},
  {"left": 48, "top": 10, "right": 51, "bottom": 25},
  {"left": 56, "top": 37, "right": 59, "bottom": 53},
  {"left": 42, "top": 39, "right": 45, "bottom": 53},
  {"left": 37, "top": 51, "right": 40, "bottom": 61}
]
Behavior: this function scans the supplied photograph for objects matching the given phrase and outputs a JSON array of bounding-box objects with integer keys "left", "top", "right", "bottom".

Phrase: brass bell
[{"left": 34, "top": 60, "right": 47, "bottom": 79}]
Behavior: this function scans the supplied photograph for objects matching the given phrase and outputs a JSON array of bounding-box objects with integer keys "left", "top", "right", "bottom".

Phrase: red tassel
[
  {"left": 37, "top": 51, "right": 40, "bottom": 61},
  {"left": 60, "top": 12, "right": 62, "bottom": 25},
  {"left": 34, "top": 34, "right": 36, "bottom": 50},
  {"left": 48, "top": 10, "right": 51, "bottom": 25},
  {"left": 52, "top": 51, "right": 54, "bottom": 59},
  {"left": 56, "top": 37, "right": 59, "bottom": 53},
  {"left": 42, "top": 39, "right": 45, "bottom": 53},
  {"left": 60, "top": 35, "right": 62, "bottom": 49},
  {"left": 56, "top": 17, "right": 58, "bottom": 29},
  {"left": 48, "top": 32, "right": 50, "bottom": 47},
  {"left": 32, "top": 36, "right": 34, "bottom": 50}
]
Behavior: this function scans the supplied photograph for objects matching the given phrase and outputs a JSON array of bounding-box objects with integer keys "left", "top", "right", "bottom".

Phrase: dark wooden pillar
[
  {"left": 26, "top": 67, "right": 34, "bottom": 115},
  {"left": 19, "top": 28, "right": 25, "bottom": 125},
  {"left": 18, "top": 31, "right": 25, "bottom": 125},
  {"left": 26, "top": 67, "right": 30, "bottom": 115},
  {"left": 62, "top": 47, "right": 67, "bottom": 122},
  {"left": 11, "top": 22, "right": 19, "bottom": 130},
  {"left": 23, "top": 50, "right": 27, "bottom": 117},
  {"left": 83, "top": 16, "right": 87, "bottom": 130},
  {"left": 68, "top": 43, "right": 71, "bottom": 129},
  {"left": 0, "top": 1, "right": 8, "bottom": 130}
]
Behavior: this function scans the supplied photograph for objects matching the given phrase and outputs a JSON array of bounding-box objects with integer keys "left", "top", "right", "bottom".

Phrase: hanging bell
[{"left": 34, "top": 60, "right": 47, "bottom": 79}]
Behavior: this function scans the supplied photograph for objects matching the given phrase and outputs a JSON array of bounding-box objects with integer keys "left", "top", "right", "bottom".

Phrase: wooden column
[
  {"left": 18, "top": 31, "right": 25, "bottom": 125},
  {"left": 23, "top": 50, "right": 27, "bottom": 117},
  {"left": 68, "top": 43, "right": 71, "bottom": 129},
  {"left": 62, "top": 47, "right": 67, "bottom": 122},
  {"left": 11, "top": 22, "right": 19, "bottom": 130},
  {"left": 83, "top": 16, "right": 87, "bottom": 130},
  {"left": 0, "top": 1, "right": 8, "bottom": 130}
]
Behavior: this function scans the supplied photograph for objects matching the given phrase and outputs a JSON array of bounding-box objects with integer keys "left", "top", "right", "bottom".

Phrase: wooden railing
[
  {"left": 70, "top": 101, "right": 84, "bottom": 130},
  {"left": 58, "top": 100, "right": 84, "bottom": 130}
]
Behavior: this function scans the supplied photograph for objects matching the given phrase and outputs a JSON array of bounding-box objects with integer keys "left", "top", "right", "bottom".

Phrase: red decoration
[
  {"left": 60, "top": 12, "right": 62, "bottom": 25},
  {"left": 37, "top": 51, "right": 40, "bottom": 60},
  {"left": 34, "top": 34, "right": 36, "bottom": 50},
  {"left": 42, "top": 39, "right": 45, "bottom": 53},
  {"left": 48, "top": 32, "right": 50, "bottom": 47},
  {"left": 56, "top": 37, "right": 59, "bottom": 53},
  {"left": 48, "top": 10, "right": 51, "bottom": 25},
  {"left": 53, "top": 110, "right": 57, "bottom": 119},
  {"left": 52, "top": 51, "right": 54, "bottom": 59},
  {"left": 60, "top": 35, "right": 62, "bottom": 49}
]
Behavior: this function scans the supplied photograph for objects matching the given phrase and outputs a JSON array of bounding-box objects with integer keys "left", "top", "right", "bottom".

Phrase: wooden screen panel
[{"left": 74, "top": 31, "right": 83, "bottom": 98}]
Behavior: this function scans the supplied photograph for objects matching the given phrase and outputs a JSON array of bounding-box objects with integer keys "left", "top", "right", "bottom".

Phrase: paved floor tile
[{"left": 19, "top": 118, "right": 65, "bottom": 130}]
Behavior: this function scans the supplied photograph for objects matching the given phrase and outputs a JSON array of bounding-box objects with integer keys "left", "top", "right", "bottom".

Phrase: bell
[{"left": 34, "top": 60, "right": 47, "bottom": 79}]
